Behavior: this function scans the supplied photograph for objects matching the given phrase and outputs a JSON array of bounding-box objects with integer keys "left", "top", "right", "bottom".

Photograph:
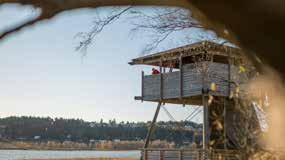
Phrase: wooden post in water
[{"left": 144, "top": 102, "right": 162, "bottom": 148}]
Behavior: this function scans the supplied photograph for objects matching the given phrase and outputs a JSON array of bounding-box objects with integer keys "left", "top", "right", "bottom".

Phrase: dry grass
[{"left": 31, "top": 158, "right": 136, "bottom": 160}]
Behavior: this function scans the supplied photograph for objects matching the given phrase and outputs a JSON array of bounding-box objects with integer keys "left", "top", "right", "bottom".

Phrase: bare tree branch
[
  {"left": 76, "top": 7, "right": 208, "bottom": 53},
  {"left": 0, "top": 13, "right": 48, "bottom": 40},
  {"left": 75, "top": 6, "right": 132, "bottom": 53},
  {"left": 1, "top": 0, "right": 285, "bottom": 74},
  {"left": 0, "top": 0, "right": 189, "bottom": 41},
  {"left": 128, "top": 7, "right": 206, "bottom": 53}
]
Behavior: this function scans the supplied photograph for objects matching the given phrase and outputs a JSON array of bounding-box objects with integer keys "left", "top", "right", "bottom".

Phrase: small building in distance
[
  {"left": 33, "top": 136, "right": 41, "bottom": 140},
  {"left": 0, "top": 125, "right": 6, "bottom": 138}
]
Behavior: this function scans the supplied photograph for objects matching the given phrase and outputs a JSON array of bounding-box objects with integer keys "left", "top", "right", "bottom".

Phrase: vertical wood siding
[{"left": 142, "top": 62, "right": 248, "bottom": 101}]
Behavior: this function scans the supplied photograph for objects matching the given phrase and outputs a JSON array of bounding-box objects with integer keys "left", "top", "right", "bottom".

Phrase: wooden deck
[
  {"left": 139, "top": 62, "right": 249, "bottom": 105},
  {"left": 141, "top": 148, "right": 244, "bottom": 160}
]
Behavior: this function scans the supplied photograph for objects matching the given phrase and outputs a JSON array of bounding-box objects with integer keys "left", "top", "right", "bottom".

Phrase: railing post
[
  {"left": 179, "top": 150, "right": 183, "bottom": 160},
  {"left": 144, "top": 150, "right": 148, "bottom": 160},
  {"left": 228, "top": 51, "right": 231, "bottom": 97},
  {"left": 209, "top": 150, "right": 212, "bottom": 160},
  {"left": 142, "top": 71, "right": 144, "bottom": 102},
  {"left": 197, "top": 150, "right": 201, "bottom": 160},
  {"left": 201, "top": 149, "right": 208, "bottom": 160},
  {"left": 179, "top": 56, "right": 183, "bottom": 99},
  {"left": 160, "top": 150, "right": 164, "bottom": 160},
  {"left": 160, "top": 59, "right": 163, "bottom": 100}
]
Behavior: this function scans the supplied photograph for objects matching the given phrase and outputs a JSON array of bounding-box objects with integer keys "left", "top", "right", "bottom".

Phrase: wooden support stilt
[
  {"left": 144, "top": 102, "right": 162, "bottom": 148},
  {"left": 202, "top": 65, "right": 209, "bottom": 150},
  {"left": 202, "top": 93, "right": 209, "bottom": 150},
  {"left": 223, "top": 97, "right": 227, "bottom": 149}
]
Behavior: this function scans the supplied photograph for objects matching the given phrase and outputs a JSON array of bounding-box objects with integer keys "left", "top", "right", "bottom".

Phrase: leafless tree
[
  {"left": 75, "top": 6, "right": 133, "bottom": 53},
  {"left": 0, "top": 1, "right": 236, "bottom": 56},
  {"left": 1, "top": 0, "right": 285, "bottom": 74},
  {"left": 75, "top": 7, "right": 212, "bottom": 54},
  {"left": 123, "top": 7, "right": 205, "bottom": 54},
  {"left": 0, "top": 1, "right": 283, "bottom": 159},
  {"left": 0, "top": 0, "right": 189, "bottom": 41}
]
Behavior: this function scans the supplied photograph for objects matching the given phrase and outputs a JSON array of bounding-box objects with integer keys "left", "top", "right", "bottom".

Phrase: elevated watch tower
[{"left": 129, "top": 41, "right": 256, "bottom": 160}]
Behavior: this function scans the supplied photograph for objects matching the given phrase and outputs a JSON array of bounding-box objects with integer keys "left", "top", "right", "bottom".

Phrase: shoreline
[
  {"left": 0, "top": 150, "right": 140, "bottom": 160},
  {"left": 30, "top": 158, "right": 136, "bottom": 160},
  {"left": 0, "top": 140, "right": 147, "bottom": 151},
  {"left": 0, "top": 148, "right": 139, "bottom": 151}
]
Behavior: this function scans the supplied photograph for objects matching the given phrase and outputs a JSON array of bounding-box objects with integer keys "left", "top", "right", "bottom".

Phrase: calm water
[{"left": 0, "top": 150, "right": 140, "bottom": 160}]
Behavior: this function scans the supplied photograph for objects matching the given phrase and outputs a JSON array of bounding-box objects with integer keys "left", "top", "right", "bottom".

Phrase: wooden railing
[
  {"left": 141, "top": 62, "right": 249, "bottom": 102},
  {"left": 141, "top": 148, "right": 245, "bottom": 160}
]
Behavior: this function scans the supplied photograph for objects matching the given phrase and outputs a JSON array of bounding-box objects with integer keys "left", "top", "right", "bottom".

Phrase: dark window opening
[{"left": 213, "top": 55, "right": 229, "bottom": 64}]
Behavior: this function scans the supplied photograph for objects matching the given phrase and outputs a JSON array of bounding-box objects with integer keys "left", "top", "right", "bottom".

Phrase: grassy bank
[
  {"left": 31, "top": 158, "right": 136, "bottom": 160},
  {"left": 0, "top": 140, "right": 175, "bottom": 150}
]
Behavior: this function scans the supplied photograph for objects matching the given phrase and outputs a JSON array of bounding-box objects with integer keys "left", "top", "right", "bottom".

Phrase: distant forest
[{"left": 0, "top": 116, "right": 202, "bottom": 145}]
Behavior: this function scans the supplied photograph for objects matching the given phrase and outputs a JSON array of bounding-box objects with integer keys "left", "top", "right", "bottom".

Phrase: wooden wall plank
[{"left": 142, "top": 62, "right": 249, "bottom": 103}]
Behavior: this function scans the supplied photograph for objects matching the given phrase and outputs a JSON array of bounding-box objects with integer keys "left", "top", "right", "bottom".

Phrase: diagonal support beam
[{"left": 144, "top": 102, "right": 162, "bottom": 148}]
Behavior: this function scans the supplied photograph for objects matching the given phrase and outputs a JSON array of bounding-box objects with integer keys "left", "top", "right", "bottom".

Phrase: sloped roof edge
[{"left": 129, "top": 41, "right": 242, "bottom": 66}]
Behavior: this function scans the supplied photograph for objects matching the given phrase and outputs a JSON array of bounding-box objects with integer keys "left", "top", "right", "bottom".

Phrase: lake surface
[{"left": 0, "top": 150, "right": 140, "bottom": 160}]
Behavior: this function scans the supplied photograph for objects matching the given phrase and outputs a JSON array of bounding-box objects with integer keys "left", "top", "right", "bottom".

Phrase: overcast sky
[{"left": 0, "top": 4, "right": 219, "bottom": 123}]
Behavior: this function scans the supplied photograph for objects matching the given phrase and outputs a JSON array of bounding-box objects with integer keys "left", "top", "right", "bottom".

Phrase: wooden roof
[{"left": 129, "top": 41, "right": 243, "bottom": 66}]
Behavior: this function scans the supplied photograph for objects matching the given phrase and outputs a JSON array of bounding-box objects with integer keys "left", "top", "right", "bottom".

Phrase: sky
[{"left": 0, "top": 4, "right": 218, "bottom": 123}]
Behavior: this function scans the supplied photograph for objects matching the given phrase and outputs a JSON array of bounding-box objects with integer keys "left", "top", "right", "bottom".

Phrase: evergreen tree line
[{"left": 0, "top": 116, "right": 202, "bottom": 145}]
